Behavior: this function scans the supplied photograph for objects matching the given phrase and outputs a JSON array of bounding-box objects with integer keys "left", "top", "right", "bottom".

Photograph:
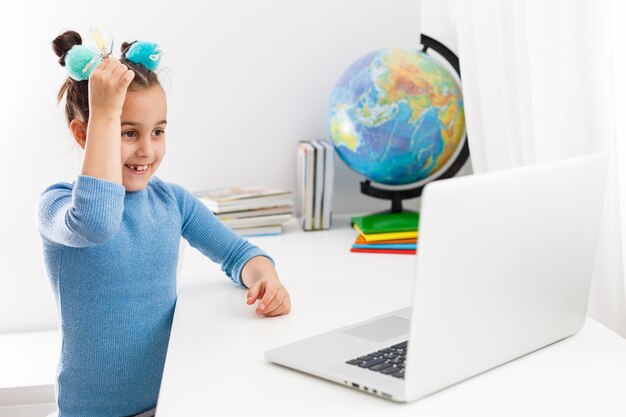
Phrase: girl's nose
[{"left": 136, "top": 136, "right": 154, "bottom": 158}]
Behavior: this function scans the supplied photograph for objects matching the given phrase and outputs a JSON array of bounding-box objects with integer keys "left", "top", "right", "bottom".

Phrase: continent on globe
[{"left": 329, "top": 48, "right": 465, "bottom": 185}]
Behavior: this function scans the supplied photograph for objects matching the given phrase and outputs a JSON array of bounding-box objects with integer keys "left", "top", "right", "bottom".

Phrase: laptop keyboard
[{"left": 345, "top": 340, "right": 407, "bottom": 379}]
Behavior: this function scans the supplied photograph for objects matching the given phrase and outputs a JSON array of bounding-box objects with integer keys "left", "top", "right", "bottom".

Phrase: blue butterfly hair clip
[{"left": 125, "top": 42, "right": 164, "bottom": 71}]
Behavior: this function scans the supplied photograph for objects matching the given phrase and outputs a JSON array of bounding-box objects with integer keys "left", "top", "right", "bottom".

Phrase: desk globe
[{"left": 329, "top": 35, "right": 469, "bottom": 213}]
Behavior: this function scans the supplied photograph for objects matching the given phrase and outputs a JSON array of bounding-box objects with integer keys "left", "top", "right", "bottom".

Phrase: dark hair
[{"left": 52, "top": 30, "right": 162, "bottom": 125}]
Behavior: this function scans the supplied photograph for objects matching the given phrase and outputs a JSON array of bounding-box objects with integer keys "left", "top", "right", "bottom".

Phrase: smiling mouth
[{"left": 125, "top": 164, "right": 151, "bottom": 173}]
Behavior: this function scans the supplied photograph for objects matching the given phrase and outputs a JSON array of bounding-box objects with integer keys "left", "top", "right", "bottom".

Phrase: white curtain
[{"left": 434, "top": 0, "right": 626, "bottom": 336}]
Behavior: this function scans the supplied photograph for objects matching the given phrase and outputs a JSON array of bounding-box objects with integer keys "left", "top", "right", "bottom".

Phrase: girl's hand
[
  {"left": 246, "top": 276, "right": 291, "bottom": 317},
  {"left": 88, "top": 57, "right": 135, "bottom": 118}
]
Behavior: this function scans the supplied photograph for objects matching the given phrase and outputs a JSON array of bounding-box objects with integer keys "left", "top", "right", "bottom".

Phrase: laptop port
[
  {"left": 382, "top": 392, "right": 392, "bottom": 399},
  {"left": 372, "top": 389, "right": 378, "bottom": 394},
  {"left": 363, "top": 386, "right": 369, "bottom": 391},
  {"left": 352, "top": 383, "right": 359, "bottom": 388}
]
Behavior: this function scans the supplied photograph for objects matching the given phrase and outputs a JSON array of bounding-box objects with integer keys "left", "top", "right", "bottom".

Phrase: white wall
[{"left": 0, "top": 0, "right": 425, "bottom": 333}]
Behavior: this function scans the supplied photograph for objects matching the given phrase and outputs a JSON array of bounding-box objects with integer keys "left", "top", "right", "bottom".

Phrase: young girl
[{"left": 39, "top": 30, "right": 291, "bottom": 417}]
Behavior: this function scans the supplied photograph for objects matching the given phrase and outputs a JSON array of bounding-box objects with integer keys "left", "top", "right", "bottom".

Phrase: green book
[{"left": 351, "top": 211, "right": 420, "bottom": 234}]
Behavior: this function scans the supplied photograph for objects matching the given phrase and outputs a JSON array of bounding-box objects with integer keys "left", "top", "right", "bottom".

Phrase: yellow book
[{"left": 353, "top": 224, "right": 419, "bottom": 242}]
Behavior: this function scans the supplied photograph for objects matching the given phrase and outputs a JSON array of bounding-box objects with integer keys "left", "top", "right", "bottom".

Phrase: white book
[
  {"left": 320, "top": 139, "right": 335, "bottom": 229},
  {"left": 230, "top": 224, "right": 283, "bottom": 237},
  {"left": 296, "top": 143, "right": 306, "bottom": 222},
  {"left": 199, "top": 195, "right": 293, "bottom": 213},
  {"left": 311, "top": 140, "right": 325, "bottom": 230},
  {"left": 216, "top": 205, "right": 293, "bottom": 220},
  {"left": 220, "top": 213, "right": 292, "bottom": 228},
  {"left": 300, "top": 142, "right": 315, "bottom": 230},
  {"left": 195, "top": 184, "right": 293, "bottom": 213},
  {"left": 196, "top": 185, "right": 290, "bottom": 202}
]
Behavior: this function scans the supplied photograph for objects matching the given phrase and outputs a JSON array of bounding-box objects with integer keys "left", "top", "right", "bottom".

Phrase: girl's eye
[
  {"left": 122, "top": 130, "right": 136, "bottom": 139},
  {"left": 153, "top": 129, "right": 165, "bottom": 137}
]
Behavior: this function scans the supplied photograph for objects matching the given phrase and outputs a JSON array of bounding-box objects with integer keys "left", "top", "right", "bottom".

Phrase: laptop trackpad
[{"left": 342, "top": 316, "right": 410, "bottom": 343}]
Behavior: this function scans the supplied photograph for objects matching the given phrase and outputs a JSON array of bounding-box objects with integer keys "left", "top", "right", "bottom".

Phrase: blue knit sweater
[{"left": 37, "top": 175, "right": 270, "bottom": 416}]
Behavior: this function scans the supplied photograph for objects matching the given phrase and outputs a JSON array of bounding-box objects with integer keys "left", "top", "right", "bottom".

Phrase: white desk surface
[
  {"left": 0, "top": 330, "right": 59, "bottom": 405},
  {"left": 157, "top": 216, "right": 626, "bottom": 417}
]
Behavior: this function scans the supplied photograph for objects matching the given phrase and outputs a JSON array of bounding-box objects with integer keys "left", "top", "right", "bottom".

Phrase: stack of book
[
  {"left": 297, "top": 139, "right": 334, "bottom": 231},
  {"left": 195, "top": 186, "right": 293, "bottom": 237},
  {"left": 350, "top": 211, "right": 419, "bottom": 254}
]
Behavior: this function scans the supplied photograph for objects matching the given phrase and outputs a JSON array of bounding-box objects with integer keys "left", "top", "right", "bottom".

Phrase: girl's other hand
[
  {"left": 88, "top": 57, "right": 135, "bottom": 119},
  {"left": 246, "top": 276, "right": 291, "bottom": 317}
]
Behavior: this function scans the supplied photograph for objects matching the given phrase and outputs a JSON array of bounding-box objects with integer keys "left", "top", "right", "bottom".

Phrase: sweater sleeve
[
  {"left": 37, "top": 175, "right": 126, "bottom": 247},
  {"left": 166, "top": 182, "right": 273, "bottom": 288}
]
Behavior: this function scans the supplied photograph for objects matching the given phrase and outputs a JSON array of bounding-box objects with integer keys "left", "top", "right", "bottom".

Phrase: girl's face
[{"left": 119, "top": 85, "right": 167, "bottom": 192}]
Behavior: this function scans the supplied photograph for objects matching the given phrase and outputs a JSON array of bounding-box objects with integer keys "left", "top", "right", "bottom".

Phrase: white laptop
[{"left": 265, "top": 154, "right": 608, "bottom": 402}]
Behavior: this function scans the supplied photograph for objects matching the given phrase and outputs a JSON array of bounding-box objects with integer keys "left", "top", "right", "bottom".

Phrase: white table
[
  {"left": 0, "top": 331, "right": 59, "bottom": 408},
  {"left": 156, "top": 216, "right": 626, "bottom": 417}
]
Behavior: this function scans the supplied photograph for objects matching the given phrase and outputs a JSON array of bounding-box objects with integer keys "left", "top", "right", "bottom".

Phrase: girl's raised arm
[{"left": 79, "top": 58, "right": 134, "bottom": 184}]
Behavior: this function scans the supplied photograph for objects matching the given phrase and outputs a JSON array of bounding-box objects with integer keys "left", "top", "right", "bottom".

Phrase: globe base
[{"left": 360, "top": 180, "right": 424, "bottom": 213}]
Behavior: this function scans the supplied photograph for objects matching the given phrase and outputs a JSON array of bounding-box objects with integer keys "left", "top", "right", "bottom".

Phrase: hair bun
[
  {"left": 52, "top": 30, "right": 82, "bottom": 67},
  {"left": 120, "top": 41, "right": 136, "bottom": 56}
]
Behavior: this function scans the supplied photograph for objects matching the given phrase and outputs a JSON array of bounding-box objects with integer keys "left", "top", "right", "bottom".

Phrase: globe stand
[
  {"left": 358, "top": 33, "right": 470, "bottom": 214},
  {"left": 360, "top": 180, "right": 421, "bottom": 214}
]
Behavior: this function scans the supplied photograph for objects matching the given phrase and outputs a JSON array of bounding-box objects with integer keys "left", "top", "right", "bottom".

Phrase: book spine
[
  {"left": 311, "top": 140, "right": 325, "bottom": 230},
  {"left": 232, "top": 225, "right": 283, "bottom": 237},
  {"left": 296, "top": 142, "right": 306, "bottom": 223},
  {"left": 320, "top": 139, "right": 334, "bottom": 230},
  {"left": 303, "top": 142, "right": 315, "bottom": 230},
  {"left": 207, "top": 197, "right": 293, "bottom": 213},
  {"left": 221, "top": 213, "right": 292, "bottom": 228}
]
